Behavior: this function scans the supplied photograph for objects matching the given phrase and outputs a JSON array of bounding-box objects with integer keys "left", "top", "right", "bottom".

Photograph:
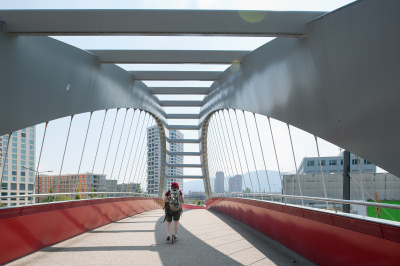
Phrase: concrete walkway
[{"left": 9, "top": 209, "right": 314, "bottom": 265}]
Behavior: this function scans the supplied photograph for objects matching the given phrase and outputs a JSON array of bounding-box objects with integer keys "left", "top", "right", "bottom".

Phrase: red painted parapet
[
  {"left": 206, "top": 197, "right": 400, "bottom": 265},
  {"left": 0, "top": 197, "right": 163, "bottom": 265}
]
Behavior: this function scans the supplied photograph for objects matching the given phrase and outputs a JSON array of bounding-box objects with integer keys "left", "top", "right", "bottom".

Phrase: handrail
[
  {"left": 0, "top": 192, "right": 158, "bottom": 201},
  {"left": 212, "top": 193, "right": 400, "bottom": 211}
]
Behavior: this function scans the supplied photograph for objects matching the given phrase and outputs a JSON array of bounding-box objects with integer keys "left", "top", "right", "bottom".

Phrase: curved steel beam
[
  {"left": 0, "top": 28, "right": 168, "bottom": 198},
  {"left": 200, "top": 0, "right": 400, "bottom": 178}
]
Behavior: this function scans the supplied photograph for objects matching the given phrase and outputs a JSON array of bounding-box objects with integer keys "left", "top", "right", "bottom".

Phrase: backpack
[{"left": 168, "top": 190, "right": 182, "bottom": 212}]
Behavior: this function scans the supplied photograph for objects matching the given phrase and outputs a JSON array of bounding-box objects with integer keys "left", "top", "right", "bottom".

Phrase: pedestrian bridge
[{"left": 1, "top": 0, "right": 400, "bottom": 265}]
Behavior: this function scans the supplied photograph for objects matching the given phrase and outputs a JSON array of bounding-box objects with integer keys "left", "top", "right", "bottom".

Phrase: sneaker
[{"left": 166, "top": 236, "right": 170, "bottom": 241}]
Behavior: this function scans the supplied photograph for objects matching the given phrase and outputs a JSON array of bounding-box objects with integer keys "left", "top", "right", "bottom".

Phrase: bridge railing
[
  {"left": 0, "top": 192, "right": 158, "bottom": 208},
  {"left": 212, "top": 193, "right": 400, "bottom": 222}
]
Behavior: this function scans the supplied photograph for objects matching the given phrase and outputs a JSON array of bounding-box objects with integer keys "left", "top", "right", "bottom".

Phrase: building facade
[
  {"left": 229, "top": 175, "right": 243, "bottom": 192},
  {"left": 0, "top": 127, "right": 36, "bottom": 207},
  {"left": 38, "top": 173, "right": 106, "bottom": 195},
  {"left": 297, "top": 153, "right": 376, "bottom": 175},
  {"left": 147, "top": 126, "right": 184, "bottom": 194},
  {"left": 214, "top": 171, "right": 225, "bottom": 193}
]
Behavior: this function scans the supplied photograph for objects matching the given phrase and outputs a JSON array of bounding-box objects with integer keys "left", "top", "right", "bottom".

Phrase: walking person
[{"left": 164, "top": 182, "right": 184, "bottom": 243}]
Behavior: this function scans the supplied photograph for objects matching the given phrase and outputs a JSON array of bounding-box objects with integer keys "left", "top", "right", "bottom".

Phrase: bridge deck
[{"left": 9, "top": 209, "right": 314, "bottom": 265}]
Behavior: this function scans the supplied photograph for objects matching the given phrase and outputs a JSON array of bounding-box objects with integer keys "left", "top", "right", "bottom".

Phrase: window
[
  {"left": 364, "top": 160, "right": 372, "bottom": 165},
  {"left": 21, "top": 133, "right": 26, "bottom": 138},
  {"left": 21, "top": 144, "right": 26, "bottom": 149},
  {"left": 21, "top": 160, "right": 25, "bottom": 165},
  {"left": 29, "top": 140, "right": 34, "bottom": 145},
  {"left": 29, "top": 162, "right": 34, "bottom": 167},
  {"left": 12, "top": 171, "right": 17, "bottom": 175},
  {"left": 1, "top": 183, "right": 7, "bottom": 189},
  {"left": 29, "top": 135, "right": 34, "bottom": 140},
  {"left": 352, "top": 159, "right": 360, "bottom": 165},
  {"left": 11, "top": 183, "right": 17, "bottom": 190},
  {"left": 307, "top": 160, "right": 315, "bottom": 166},
  {"left": 30, "top": 129, "right": 34, "bottom": 134},
  {"left": 29, "top": 151, "right": 34, "bottom": 156},
  {"left": 21, "top": 155, "right": 26, "bottom": 160},
  {"left": 29, "top": 145, "right": 34, "bottom": 150},
  {"left": 21, "top": 128, "right": 26, "bottom": 133},
  {"left": 1, "top": 192, "right": 7, "bottom": 196},
  {"left": 12, "top": 148, "right": 17, "bottom": 153},
  {"left": 12, "top": 160, "right": 17, "bottom": 165},
  {"left": 3, "top": 170, "right": 7, "bottom": 175},
  {"left": 12, "top": 137, "right": 17, "bottom": 142},
  {"left": 2, "top": 176, "right": 7, "bottom": 181},
  {"left": 12, "top": 154, "right": 17, "bottom": 159},
  {"left": 21, "top": 149, "right": 25, "bottom": 154},
  {"left": 20, "top": 184, "right": 25, "bottom": 190},
  {"left": 318, "top": 160, "right": 326, "bottom": 166},
  {"left": 12, "top": 177, "right": 16, "bottom": 181},
  {"left": 341, "top": 160, "right": 343, "bottom": 165},
  {"left": 12, "top": 165, "right": 17, "bottom": 170},
  {"left": 21, "top": 172, "right": 25, "bottom": 176},
  {"left": 12, "top": 143, "right": 17, "bottom": 148},
  {"left": 29, "top": 156, "right": 33, "bottom": 161},
  {"left": 329, "top": 160, "right": 337, "bottom": 165}
]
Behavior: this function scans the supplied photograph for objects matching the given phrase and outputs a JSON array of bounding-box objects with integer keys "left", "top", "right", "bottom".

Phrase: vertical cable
[
  {"left": 110, "top": 108, "right": 128, "bottom": 191},
  {"left": 215, "top": 111, "right": 236, "bottom": 193},
  {"left": 122, "top": 111, "right": 142, "bottom": 185},
  {"left": 314, "top": 136, "right": 329, "bottom": 209},
  {"left": 34, "top": 122, "right": 49, "bottom": 201},
  {"left": 234, "top": 110, "right": 254, "bottom": 194},
  {"left": 220, "top": 111, "right": 239, "bottom": 193},
  {"left": 102, "top": 109, "right": 120, "bottom": 194},
  {"left": 77, "top": 112, "right": 93, "bottom": 192},
  {"left": 242, "top": 111, "right": 262, "bottom": 193},
  {"left": 139, "top": 119, "right": 155, "bottom": 192},
  {"left": 253, "top": 113, "right": 272, "bottom": 194},
  {"left": 267, "top": 117, "right": 284, "bottom": 199},
  {"left": 116, "top": 109, "right": 136, "bottom": 184},
  {"left": 91, "top": 109, "right": 108, "bottom": 192},
  {"left": 227, "top": 110, "right": 247, "bottom": 191},
  {"left": 0, "top": 133, "right": 13, "bottom": 190},
  {"left": 287, "top": 124, "right": 304, "bottom": 206},
  {"left": 57, "top": 115, "right": 74, "bottom": 194},
  {"left": 132, "top": 115, "right": 151, "bottom": 189},
  {"left": 130, "top": 114, "right": 150, "bottom": 184},
  {"left": 210, "top": 115, "right": 229, "bottom": 193},
  {"left": 355, "top": 155, "right": 366, "bottom": 214}
]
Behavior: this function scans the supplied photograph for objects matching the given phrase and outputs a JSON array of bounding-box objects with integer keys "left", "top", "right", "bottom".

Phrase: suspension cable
[
  {"left": 56, "top": 115, "right": 74, "bottom": 194},
  {"left": 91, "top": 109, "right": 108, "bottom": 190},
  {"left": 227, "top": 110, "right": 247, "bottom": 191},
  {"left": 130, "top": 114, "right": 150, "bottom": 184},
  {"left": 135, "top": 116, "right": 152, "bottom": 190},
  {"left": 234, "top": 110, "right": 254, "bottom": 193},
  {"left": 117, "top": 109, "right": 136, "bottom": 184},
  {"left": 220, "top": 110, "right": 240, "bottom": 193},
  {"left": 253, "top": 113, "right": 272, "bottom": 193},
  {"left": 102, "top": 109, "right": 120, "bottom": 194},
  {"left": 210, "top": 115, "right": 230, "bottom": 193},
  {"left": 210, "top": 115, "right": 226, "bottom": 192},
  {"left": 34, "top": 122, "right": 49, "bottom": 199},
  {"left": 0, "top": 132, "right": 13, "bottom": 190},
  {"left": 123, "top": 111, "right": 142, "bottom": 185},
  {"left": 76, "top": 112, "right": 93, "bottom": 192},
  {"left": 139, "top": 119, "right": 155, "bottom": 192},
  {"left": 267, "top": 117, "right": 284, "bottom": 200},
  {"left": 287, "top": 124, "right": 304, "bottom": 206},
  {"left": 110, "top": 108, "right": 128, "bottom": 191},
  {"left": 215, "top": 111, "right": 237, "bottom": 193},
  {"left": 314, "top": 136, "right": 329, "bottom": 209},
  {"left": 242, "top": 111, "right": 262, "bottom": 193}
]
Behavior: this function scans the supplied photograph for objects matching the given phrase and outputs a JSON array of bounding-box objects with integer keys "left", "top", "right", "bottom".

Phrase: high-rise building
[
  {"left": 215, "top": 171, "right": 225, "bottom": 193},
  {"left": 147, "top": 126, "right": 184, "bottom": 194},
  {"left": 229, "top": 175, "right": 242, "bottom": 192},
  {"left": 297, "top": 153, "right": 376, "bottom": 175},
  {"left": 0, "top": 127, "right": 36, "bottom": 207}
]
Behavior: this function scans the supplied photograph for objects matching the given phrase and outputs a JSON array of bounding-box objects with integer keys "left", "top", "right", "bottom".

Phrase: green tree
[
  {"left": 133, "top": 184, "right": 142, "bottom": 197},
  {"left": 242, "top": 187, "right": 252, "bottom": 193},
  {"left": 0, "top": 203, "right": 6, "bottom": 207},
  {"left": 89, "top": 188, "right": 95, "bottom": 198},
  {"left": 196, "top": 200, "right": 202, "bottom": 206},
  {"left": 42, "top": 187, "right": 55, "bottom": 202}
]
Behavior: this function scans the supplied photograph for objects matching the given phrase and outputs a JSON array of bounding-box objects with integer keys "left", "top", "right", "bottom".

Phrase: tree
[{"left": 242, "top": 187, "right": 252, "bottom": 193}]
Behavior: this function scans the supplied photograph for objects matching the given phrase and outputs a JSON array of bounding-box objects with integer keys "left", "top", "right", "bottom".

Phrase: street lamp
[{"left": 23, "top": 166, "right": 52, "bottom": 203}]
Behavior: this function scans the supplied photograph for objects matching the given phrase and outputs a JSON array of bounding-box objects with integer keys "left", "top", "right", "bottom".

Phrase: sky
[{"left": 1, "top": 0, "right": 373, "bottom": 192}]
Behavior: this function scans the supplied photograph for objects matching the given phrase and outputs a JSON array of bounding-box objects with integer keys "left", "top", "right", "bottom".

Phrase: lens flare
[
  {"left": 230, "top": 60, "right": 241, "bottom": 73},
  {"left": 238, "top": 11, "right": 267, "bottom": 23},
  {"left": 227, "top": 73, "right": 236, "bottom": 83}
]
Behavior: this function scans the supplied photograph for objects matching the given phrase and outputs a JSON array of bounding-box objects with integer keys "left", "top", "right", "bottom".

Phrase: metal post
[{"left": 343, "top": 150, "right": 351, "bottom": 213}]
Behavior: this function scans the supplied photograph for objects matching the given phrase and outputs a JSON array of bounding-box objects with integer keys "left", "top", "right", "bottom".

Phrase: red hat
[{"left": 171, "top": 182, "right": 179, "bottom": 189}]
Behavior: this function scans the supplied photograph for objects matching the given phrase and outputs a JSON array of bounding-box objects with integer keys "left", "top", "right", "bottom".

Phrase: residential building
[
  {"left": 229, "top": 175, "right": 242, "bottom": 192},
  {"left": 0, "top": 127, "right": 36, "bottom": 207},
  {"left": 147, "top": 126, "right": 184, "bottom": 194},
  {"left": 117, "top": 182, "right": 141, "bottom": 193},
  {"left": 297, "top": 153, "right": 376, "bottom": 175},
  {"left": 38, "top": 173, "right": 106, "bottom": 195},
  {"left": 215, "top": 171, "right": 225, "bottom": 193}
]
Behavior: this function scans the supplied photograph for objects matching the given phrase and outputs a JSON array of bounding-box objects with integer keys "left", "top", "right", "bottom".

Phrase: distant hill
[{"left": 183, "top": 170, "right": 285, "bottom": 193}]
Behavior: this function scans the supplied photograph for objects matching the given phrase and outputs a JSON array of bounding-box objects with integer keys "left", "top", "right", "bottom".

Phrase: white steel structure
[{"left": 0, "top": 127, "right": 35, "bottom": 206}]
